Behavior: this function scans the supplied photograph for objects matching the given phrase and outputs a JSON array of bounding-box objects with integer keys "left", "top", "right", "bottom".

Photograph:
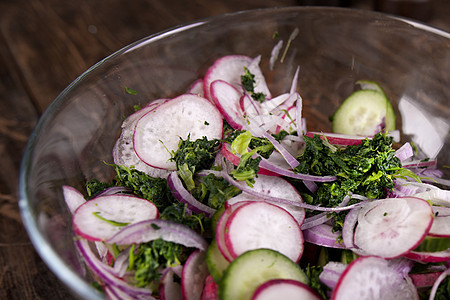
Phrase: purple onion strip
[
  {"left": 167, "top": 171, "right": 216, "bottom": 218},
  {"left": 106, "top": 219, "right": 208, "bottom": 251}
]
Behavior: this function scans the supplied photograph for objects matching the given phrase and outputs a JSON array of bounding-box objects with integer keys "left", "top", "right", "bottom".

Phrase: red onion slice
[
  {"left": 75, "top": 239, "right": 154, "bottom": 297},
  {"left": 303, "top": 223, "right": 344, "bottom": 248},
  {"left": 106, "top": 219, "right": 208, "bottom": 251},
  {"left": 167, "top": 171, "right": 216, "bottom": 218}
]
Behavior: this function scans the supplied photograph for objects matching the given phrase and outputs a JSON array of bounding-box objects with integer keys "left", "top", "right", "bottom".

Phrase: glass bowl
[{"left": 19, "top": 6, "right": 450, "bottom": 299}]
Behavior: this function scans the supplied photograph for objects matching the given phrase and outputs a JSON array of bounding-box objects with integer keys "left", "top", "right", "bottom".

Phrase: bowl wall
[{"left": 19, "top": 7, "right": 450, "bottom": 299}]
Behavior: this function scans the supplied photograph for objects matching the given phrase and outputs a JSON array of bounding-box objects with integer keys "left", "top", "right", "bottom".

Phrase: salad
[{"left": 63, "top": 53, "right": 450, "bottom": 300}]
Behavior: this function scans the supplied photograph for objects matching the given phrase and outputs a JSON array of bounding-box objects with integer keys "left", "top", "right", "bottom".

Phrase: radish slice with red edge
[
  {"left": 187, "top": 78, "right": 204, "bottom": 96},
  {"left": 203, "top": 55, "right": 253, "bottom": 101},
  {"left": 181, "top": 250, "right": 209, "bottom": 300},
  {"left": 133, "top": 94, "right": 223, "bottom": 170},
  {"left": 226, "top": 174, "right": 305, "bottom": 226},
  {"left": 210, "top": 80, "right": 246, "bottom": 130},
  {"left": 251, "top": 279, "right": 322, "bottom": 300},
  {"left": 62, "top": 185, "right": 86, "bottom": 214},
  {"left": 72, "top": 194, "right": 159, "bottom": 242},
  {"left": 429, "top": 206, "right": 450, "bottom": 237},
  {"left": 223, "top": 201, "right": 304, "bottom": 262},
  {"left": 167, "top": 171, "right": 216, "bottom": 217},
  {"left": 113, "top": 99, "right": 171, "bottom": 178},
  {"left": 106, "top": 219, "right": 208, "bottom": 250},
  {"left": 405, "top": 249, "right": 450, "bottom": 263},
  {"left": 353, "top": 197, "right": 433, "bottom": 259},
  {"left": 331, "top": 256, "right": 419, "bottom": 300},
  {"left": 215, "top": 201, "right": 250, "bottom": 262}
]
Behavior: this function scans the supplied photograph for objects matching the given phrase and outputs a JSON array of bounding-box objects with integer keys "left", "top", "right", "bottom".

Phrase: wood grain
[{"left": 0, "top": 0, "right": 448, "bottom": 299}]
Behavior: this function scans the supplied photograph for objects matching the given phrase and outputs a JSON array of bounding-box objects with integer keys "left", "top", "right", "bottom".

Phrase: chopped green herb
[
  {"left": 92, "top": 212, "right": 130, "bottom": 226},
  {"left": 125, "top": 86, "right": 138, "bottom": 95}
]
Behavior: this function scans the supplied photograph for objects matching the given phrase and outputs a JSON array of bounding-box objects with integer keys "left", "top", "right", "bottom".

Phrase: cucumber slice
[
  {"left": 206, "top": 239, "right": 230, "bottom": 283},
  {"left": 413, "top": 236, "right": 450, "bottom": 252},
  {"left": 219, "top": 248, "right": 308, "bottom": 300},
  {"left": 332, "top": 88, "right": 395, "bottom": 136}
]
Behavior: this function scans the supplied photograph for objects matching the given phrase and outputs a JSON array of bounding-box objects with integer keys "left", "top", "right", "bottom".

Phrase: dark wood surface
[{"left": 0, "top": 0, "right": 448, "bottom": 298}]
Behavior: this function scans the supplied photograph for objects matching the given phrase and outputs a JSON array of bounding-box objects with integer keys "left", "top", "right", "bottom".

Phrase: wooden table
[{"left": 0, "top": 0, "right": 448, "bottom": 298}]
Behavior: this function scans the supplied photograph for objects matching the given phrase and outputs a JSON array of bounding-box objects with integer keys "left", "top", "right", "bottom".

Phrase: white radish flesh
[
  {"left": 133, "top": 94, "right": 223, "bottom": 170},
  {"left": 181, "top": 250, "right": 209, "bottom": 300},
  {"left": 203, "top": 55, "right": 269, "bottom": 101},
  {"left": 72, "top": 194, "right": 158, "bottom": 241},
  {"left": 227, "top": 174, "right": 305, "bottom": 225},
  {"left": 331, "top": 256, "right": 419, "bottom": 300},
  {"left": 252, "top": 279, "right": 322, "bottom": 300},
  {"left": 113, "top": 99, "right": 171, "bottom": 178},
  {"left": 354, "top": 197, "right": 433, "bottom": 258},
  {"left": 210, "top": 80, "right": 246, "bottom": 130},
  {"left": 224, "top": 201, "right": 304, "bottom": 262}
]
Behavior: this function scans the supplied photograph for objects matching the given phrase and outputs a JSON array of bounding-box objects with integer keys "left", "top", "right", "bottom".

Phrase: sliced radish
[
  {"left": 187, "top": 78, "right": 204, "bottom": 96},
  {"left": 203, "top": 55, "right": 269, "bottom": 101},
  {"left": 429, "top": 206, "right": 450, "bottom": 237},
  {"left": 224, "top": 201, "right": 304, "bottom": 262},
  {"left": 305, "top": 132, "right": 366, "bottom": 146},
  {"left": 331, "top": 256, "right": 419, "bottom": 300},
  {"left": 181, "top": 250, "right": 209, "bottom": 300},
  {"left": 226, "top": 174, "right": 305, "bottom": 226},
  {"left": 353, "top": 197, "right": 433, "bottom": 258},
  {"left": 405, "top": 249, "right": 450, "bottom": 263},
  {"left": 252, "top": 279, "right": 322, "bottom": 300},
  {"left": 215, "top": 201, "right": 250, "bottom": 262},
  {"left": 113, "top": 99, "right": 171, "bottom": 178},
  {"left": 210, "top": 80, "right": 246, "bottom": 130},
  {"left": 62, "top": 185, "right": 86, "bottom": 214},
  {"left": 72, "top": 194, "right": 159, "bottom": 241},
  {"left": 133, "top": 94, "right": 223, "bottom": 170}
]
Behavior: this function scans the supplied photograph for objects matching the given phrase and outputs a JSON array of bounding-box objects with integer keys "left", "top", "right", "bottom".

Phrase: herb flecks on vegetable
[{"left": 241, "top": 67, "right": 266, "bottom": 103}]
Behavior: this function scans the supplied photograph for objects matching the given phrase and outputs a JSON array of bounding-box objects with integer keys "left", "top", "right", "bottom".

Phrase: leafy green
[
  {"left": 128, "top": 239, "right": 186, "bottom": 288},
  {"left": 125, "top": 86, "right": 138, "bottom": 95},
  {"left": 434, "top": 276, "right": 450, "bottom": 300},
  {"left": 112, "top": 164, "right": 174, "bottom": 209},
  {"left": 171, "top": 135, "right": 221, "bottom": 191},
  {"left": 305, "top": 265, "right": 329, "bottom": 299},
  {"left": 295, "top": 132, "right": 402, "bottom": 231},
  {"left": 229, "top": 131, "right": 274, "bottom": 186},
  {"left": 85, "top": 179, "right": 114, "bottom": 198},
  {"left": 191, "top": 174, "right": 242, "bottom": 209},
  {"left": 241, "top": 67, "right": 266, "bottom": 103}
]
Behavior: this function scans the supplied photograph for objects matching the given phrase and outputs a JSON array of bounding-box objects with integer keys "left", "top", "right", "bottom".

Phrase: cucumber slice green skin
[
  {"left": 206, "top": 239, "right": 230, "bottom": 283},
  {"left": 218, "top": 248, "right": 308, "bottom": 300},
  {"left": 332, "top": 88, "right": 396, "bottom": 136}
]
